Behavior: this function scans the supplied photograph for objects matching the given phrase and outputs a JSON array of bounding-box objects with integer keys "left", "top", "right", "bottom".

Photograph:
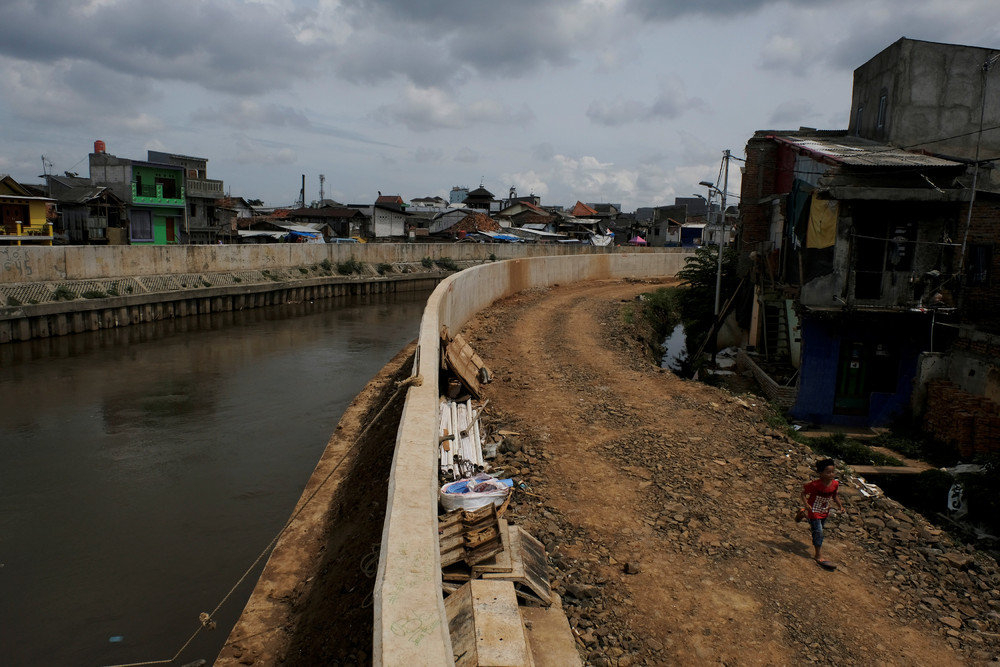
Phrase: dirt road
[{"left": 461, "top": 278, "right": 999, "bottom": 666}]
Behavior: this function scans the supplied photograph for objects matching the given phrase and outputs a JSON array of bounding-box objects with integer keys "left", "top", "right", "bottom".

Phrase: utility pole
[{"left": 711, "top": 150, "right": 731, "bottom": 366}]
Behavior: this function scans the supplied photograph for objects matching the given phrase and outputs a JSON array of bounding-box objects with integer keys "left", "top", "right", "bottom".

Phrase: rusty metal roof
[{"left": 771, "top": 135, "right": 963, "bottom": 168}]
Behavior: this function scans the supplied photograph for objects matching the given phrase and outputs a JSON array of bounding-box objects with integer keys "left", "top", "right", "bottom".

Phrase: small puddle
[{"left": 660, "top": 323, "right": 689, "bottom": 374}]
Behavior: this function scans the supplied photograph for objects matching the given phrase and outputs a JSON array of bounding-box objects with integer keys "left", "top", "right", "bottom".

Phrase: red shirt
[{"left": 803, "top": 479, "right": 839, "bottom": 520}]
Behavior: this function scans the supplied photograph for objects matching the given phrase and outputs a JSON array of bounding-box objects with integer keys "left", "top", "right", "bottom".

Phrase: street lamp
[{"left": 700, "top": 150, "right": 731, "bottom": 366}]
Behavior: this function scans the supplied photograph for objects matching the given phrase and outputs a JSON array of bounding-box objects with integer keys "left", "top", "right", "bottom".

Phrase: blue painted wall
[{"left": 791, "top": 314, "right": 929, "bottom": 427}]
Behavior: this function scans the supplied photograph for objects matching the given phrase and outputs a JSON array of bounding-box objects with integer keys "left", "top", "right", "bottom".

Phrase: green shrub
[
  {"left": 421, "top": 256, "right": 434, "bottom": 268},
  {"left": 107, "top": 288, "right": 119, "bottom": 297},
  {"left": 337, "top": 258, "right": 364, "bottom": 275},
  {"left": 809, "top": 432, "right": 902, "bottom": 466},
  {"left": 489, "top": 253, "right": 497, "bottom": 262},
  {"left": 6, "top": 296, "right": 22, "bottom": 307},
  {"left": 377, "top": 263, "right": 394, "bottom": 275},
  {"left": 299, "top": 267, "right": 309, "bottom": 274},
  {"left": 434, "top": 257, "right": 459, "bottom": 271},
  {"left": 81, "top": 290, "right": 107, "bottom": 299},
  {"left": 52, "top": 286, "right": 76, "bottom": 301},
  {"left": 233, "top": 277, "right": 242, "bottom": 283},
  {"left": 201, "top": 279, "right": 212, "bottom": 287},
  {"left": 320, "top": 259, "right": 333, "bottom": 272}
]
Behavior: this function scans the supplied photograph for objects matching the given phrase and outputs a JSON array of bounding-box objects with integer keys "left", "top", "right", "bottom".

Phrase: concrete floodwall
[
  {"left": 0, "top": 243, "right": 674, "bottom": 284},
  {"left": 374, "top": 252, "right": 690, "bottom": 665}
]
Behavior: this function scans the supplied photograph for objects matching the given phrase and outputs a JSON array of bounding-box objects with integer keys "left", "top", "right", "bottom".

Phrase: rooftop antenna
[
  {"left": 319, "top": 174, "right": 325, "bottom": 204},
  {"left": 40, "top": 155, "right": 53, "bottom": 177}
]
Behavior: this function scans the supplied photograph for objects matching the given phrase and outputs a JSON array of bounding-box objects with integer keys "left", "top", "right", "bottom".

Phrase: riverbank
[
  {"left": 0, "top": 261, "right": 447, "bottom": 343},
  {"left": 217, "top": 344, "right": 417, "bottom": 665}
]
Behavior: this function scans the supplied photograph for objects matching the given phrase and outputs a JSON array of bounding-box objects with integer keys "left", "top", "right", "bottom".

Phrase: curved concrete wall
[{"left": 373, "top": 252, "right": 689, "bottom": 665}]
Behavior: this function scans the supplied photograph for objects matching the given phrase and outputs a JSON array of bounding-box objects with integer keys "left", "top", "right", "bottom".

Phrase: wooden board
[
  {"left": 445, "top": 579, "right": 536, "bottom": 667},
  {"left": 442, "top": 328, "right": 488, "bottom": 399},
  {"left": 482, "top": 527, "right": 552, "bottom": 606}
]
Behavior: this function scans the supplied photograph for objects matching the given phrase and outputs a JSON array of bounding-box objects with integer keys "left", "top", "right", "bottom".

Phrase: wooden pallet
[{"left": 440, "top": 503, "right": 504, "bottom": 568}]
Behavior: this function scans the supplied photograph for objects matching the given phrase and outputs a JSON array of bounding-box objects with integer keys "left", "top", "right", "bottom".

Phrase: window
[
  {"left": 876, "top": 93, "right": 887, "bottom": 129},
  {"left": 969, "top": 244, "right": 993, "bottom": 284},
  {"left": 131, "top": 210, "right": 153, "bottom": 241}
]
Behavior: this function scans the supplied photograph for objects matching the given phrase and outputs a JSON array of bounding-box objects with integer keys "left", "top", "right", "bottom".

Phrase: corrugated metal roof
[{"left": 772, "top": 135, "right": 962, "bottom": 168}]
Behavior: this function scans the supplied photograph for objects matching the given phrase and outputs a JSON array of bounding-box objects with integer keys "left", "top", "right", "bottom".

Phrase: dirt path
[{"left": 461, "top": 278, "right": 995, "bottom": 666}]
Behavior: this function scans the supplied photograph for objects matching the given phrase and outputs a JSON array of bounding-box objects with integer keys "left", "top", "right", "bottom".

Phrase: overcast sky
[{"left": 2, "top": 0, "right": 999, "bottom": 211}]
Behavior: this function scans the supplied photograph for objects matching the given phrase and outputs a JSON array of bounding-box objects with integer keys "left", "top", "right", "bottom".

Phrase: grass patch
[
  {"left": 807, "top": 432, "right": 903, "bottom": 467},
  {"left": 107, "top": 288, "right": 119, "bottom": 297},
  {"left": 52, "top": 286, "right": 76, "bottom": 301},
  {"left": 337, "top": 258, "right": 364, "bottom": 275},
  {"left": 377, "top": 263, "right": 394, "bottom": 275},
  {"left": 81, "top": 289, "right": 107, "bottom": 299},
  {"left": 434, "top": 257, "right": 459, "bottom": 271},
  {"left": 320, "top": 259, "right": 333, "bottom": 272},
  {"left": 6, "top": 296, "right": 22, "bottom": 307}
]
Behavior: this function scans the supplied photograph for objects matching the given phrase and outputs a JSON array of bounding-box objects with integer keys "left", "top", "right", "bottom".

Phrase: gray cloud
[
  {"left": 624, "top": 0, "right": 834, "bottom": 21},
  {"left": 374, "top": 86, "right": 534, "bottom": 131},
  {"left": 192, "top": 102, "right": 311, "bottom": 130},
  {"left": 338, "top": 0, "right": 598, "bottom": 84},
  {"left": 0, "top": 0, "right": 322, "bottom": 94},
  {"left": 587, "top": 84, "right": 706, "bottom": 126},
  {"left": 454, "top": 148, "right": 480, "bottom": 163}
]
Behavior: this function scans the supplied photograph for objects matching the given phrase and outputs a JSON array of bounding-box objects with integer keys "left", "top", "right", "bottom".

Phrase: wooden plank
[
  {"left": 483, "top": 527, "right": 552, "bottom": 606},
  {"left": 445, "top": 580, "right": 535, "bottom": 667}
]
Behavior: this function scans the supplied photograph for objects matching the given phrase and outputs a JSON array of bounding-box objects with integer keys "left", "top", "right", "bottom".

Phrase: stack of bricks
[{"left": 923, "top": 379, "right": 1000, "bottom": 458}]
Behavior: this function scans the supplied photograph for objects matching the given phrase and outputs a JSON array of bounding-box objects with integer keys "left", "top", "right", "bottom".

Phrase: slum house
[
  {"left": 286, "top": 204, "right": 367, "bottom": 239},
  {"left": 45, "top": 174, "right": 127, "bottom": 245},
  {"left": 737, "top": 131, "right": 968, "bottom": 426},
  {"left": 648, "top": 204, "right": 686, "bottom": 247},
  {"left": 0, "top": 174, "right": 54, "bottom": 246}
]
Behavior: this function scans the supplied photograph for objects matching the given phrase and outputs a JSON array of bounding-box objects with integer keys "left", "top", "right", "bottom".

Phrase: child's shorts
[{"left": 809, "top": 518, "right": 826, "bottom": 547}]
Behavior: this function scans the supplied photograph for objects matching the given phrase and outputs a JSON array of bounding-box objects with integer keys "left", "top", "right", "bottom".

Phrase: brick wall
[
  {"left": 739, "top": 136, "right": 781, "bottom": 250},
  {"left": 962, "top": 199, "right": 1000, "bottom": 320},
  {"left": 923, "top": 379, "right": 1000, "bottom": 458}
]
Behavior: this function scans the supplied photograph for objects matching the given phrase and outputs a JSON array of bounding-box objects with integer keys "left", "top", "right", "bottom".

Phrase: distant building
[
  {"left": 449, "top": 186, "right": 469, "bottom": 205},
  {"left": 89, "top": 141, "right": 185, "bottom": 245},
  {"left": 148, "top": 150, "right": 226, "bottom": 244}
]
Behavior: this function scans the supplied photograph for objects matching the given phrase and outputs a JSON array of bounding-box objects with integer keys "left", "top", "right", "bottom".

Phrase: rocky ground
[
  {"left": 228, "top": 276, "right": 1000, "bottom": 666},
  {"left": 459, "top": 278, "right": 1000, "bottom": 666}
]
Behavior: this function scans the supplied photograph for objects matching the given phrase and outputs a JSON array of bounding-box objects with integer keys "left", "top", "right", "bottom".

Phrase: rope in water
[{"left": 100, "top": 373, "right": 423, "bottom": 667}]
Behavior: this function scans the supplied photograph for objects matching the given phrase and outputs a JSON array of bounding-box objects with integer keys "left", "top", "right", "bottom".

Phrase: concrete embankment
[
  {"left": 214, "top": 251, "right": 690, "bottom": 666},
  {"left": 0, "top": 244, "right": 681, "bottom": 344},
  {"left": 374, "top": 252, "right": 688, "bottom": 665}
]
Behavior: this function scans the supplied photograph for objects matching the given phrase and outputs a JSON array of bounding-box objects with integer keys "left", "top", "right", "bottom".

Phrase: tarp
[
  {"left": 628, "top": 236, "right": 646, "bottom": 245},
  {"left": 807, "top": 197, "right": 838, "bottom": 249}
]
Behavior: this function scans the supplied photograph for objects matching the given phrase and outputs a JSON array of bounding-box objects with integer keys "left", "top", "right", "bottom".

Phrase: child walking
[{"left": 799, "top": 458, "right": 846, "bottom": 569}]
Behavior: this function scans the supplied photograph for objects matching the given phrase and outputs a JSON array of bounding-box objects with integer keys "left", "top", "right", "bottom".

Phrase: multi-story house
[
  {"left": 735, "top": 38, "right": 1000, "bottom": 430},
  {"left": 88, "top": 141, "right": 185, "bottom": 245},
  {"left": 45, "top": 174, "right": 128, "bottom": 245},
  {"left": 147, "top": 151, "right": 225, "bottom": 244}
]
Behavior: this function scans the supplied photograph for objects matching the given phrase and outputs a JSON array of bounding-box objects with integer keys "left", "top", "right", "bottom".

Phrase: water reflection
[
  {"left": 660, "top": 323, "right": 690, "bottom": 374},
  {"left": 0, "top": 291, "right": 430, "bottom": 666}
]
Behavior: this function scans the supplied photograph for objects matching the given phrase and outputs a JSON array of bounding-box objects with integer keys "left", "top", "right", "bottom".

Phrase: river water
[{"left": 0, "top": 291, "right": 431, "bottom": 666}]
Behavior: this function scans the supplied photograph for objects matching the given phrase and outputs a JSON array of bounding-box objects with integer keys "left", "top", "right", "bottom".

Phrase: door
[{"left": 833, "top": 341, "right": 870, "bottom": 415}]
